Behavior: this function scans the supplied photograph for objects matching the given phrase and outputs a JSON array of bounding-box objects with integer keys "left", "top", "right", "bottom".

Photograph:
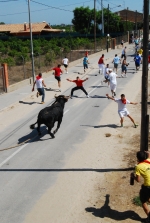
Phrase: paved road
[{"left": 0, "top": 44, "right": 140, "bottom": 223}]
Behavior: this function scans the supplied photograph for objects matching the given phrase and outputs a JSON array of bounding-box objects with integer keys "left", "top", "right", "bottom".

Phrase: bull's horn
[{"left": 54, "top": 94, "right": 57, "bottom": 98}]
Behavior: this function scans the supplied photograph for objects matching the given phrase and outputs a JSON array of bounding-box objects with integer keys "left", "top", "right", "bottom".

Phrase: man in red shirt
[
  {"left": 66, "top": 77, "right": 89, "bottom": 98},
  {"left": 48, "top": 64, "right": 63, "bottom": 92},
  {"left": 98, "top": 54, "right": 105, "bottom": 75}
]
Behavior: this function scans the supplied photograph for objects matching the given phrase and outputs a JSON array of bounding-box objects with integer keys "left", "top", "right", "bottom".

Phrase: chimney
[{"left": 24, "top": 22, "right": 27, "bottom": 31}]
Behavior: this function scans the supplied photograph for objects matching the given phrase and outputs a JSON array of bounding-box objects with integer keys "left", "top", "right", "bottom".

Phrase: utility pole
[
  {"left": 107, "top": 4, "right": 109, "bottom": 34},
  {"left": 140, "top": 0, "right": 149, "bottom": 151},
  {"left": 107, "top": 4, "right": 109, "bottom": 52},
  {"left": 28, "top": 0, "right": 35, "bottom": 83},
  {"left": 101, "top": 0, "right": 104, "bottom": 35},
  {"left": 126, "top": 7, "right": 128, "bottom": 31},
  {"left": 94, "top": 0, "right": 96, "bottom": 52},
  {"left": 135, "top": 10, "right": 137, "bottom": 36}
]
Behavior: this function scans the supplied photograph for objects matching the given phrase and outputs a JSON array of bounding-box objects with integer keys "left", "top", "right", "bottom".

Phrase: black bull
[{"left": 30, "top": 95, "right": 69, "bottom": 138}]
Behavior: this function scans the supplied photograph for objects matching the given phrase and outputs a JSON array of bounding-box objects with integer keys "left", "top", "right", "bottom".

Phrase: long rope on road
[{"left": 0, "top": 138, "right": 31, "bottom": 152}]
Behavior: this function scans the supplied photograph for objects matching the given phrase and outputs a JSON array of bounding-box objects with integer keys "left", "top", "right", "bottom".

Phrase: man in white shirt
[
  {"left": 101, "top": 64, "right": 110, "bottom": 86},
  {"left": 32, "top": 73, "right": 46, "bottom": 104},
  {"left": 62, "top": 56, "right": 69, "bottom": 74},
  {"left": 108, "top": 69, "right": 117, "bottom": 97},
  {"left": 106, "top": 93, "right": 138, "bottom": 127}
]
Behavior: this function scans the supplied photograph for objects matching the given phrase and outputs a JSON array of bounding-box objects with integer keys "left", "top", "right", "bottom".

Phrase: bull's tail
[{"left": 30, "top": 122, "right": 37, "bottom": 129}]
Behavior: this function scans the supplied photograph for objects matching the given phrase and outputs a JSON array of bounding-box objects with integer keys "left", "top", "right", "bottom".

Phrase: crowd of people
[{"left": 30, "top": 37, "right": 150, "bottom": 222}]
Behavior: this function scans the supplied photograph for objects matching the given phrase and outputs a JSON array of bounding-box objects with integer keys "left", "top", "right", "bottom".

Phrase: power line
[{"left": 0, "top": 0, "right": 93, "bottom": 17}]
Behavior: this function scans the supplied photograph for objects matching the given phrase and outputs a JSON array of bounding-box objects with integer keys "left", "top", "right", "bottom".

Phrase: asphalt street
[{"left": 0, "top": 44, "right": 140, "bottom": 223}]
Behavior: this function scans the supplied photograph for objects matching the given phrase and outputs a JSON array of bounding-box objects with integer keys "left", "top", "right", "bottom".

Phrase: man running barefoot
[{"left": 106, "top": 93, "right": 138, "bottom": 128}]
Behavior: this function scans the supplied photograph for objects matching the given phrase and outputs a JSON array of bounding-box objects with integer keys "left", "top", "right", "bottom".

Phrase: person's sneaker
[
  {"left": 58, "top": 89, "right": 61, "bottom": 92},
  {"left": 36, "top": 92, "right": 39, "bottom": 98},
  {"left": 134, "top": 124, "right": 138, "bottom": 128},
  {"left": 66, "top": 72, "right": 68, "bottom": 74},
  {"left": 87, "top": 95, "right": 89, "bottom": 98},
  {"left": 121, "top": 74, "right": 124, "bottom": 78},
  {"left": 41, "top": 102, "right": 45, "bottom": 104}
]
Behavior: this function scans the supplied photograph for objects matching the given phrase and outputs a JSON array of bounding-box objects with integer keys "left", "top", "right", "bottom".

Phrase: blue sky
[{"left": 0, "top": 0, "right": 143, "bottom": 25}]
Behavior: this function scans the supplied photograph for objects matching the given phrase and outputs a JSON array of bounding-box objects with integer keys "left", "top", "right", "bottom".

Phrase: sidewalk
[{"left": 0, "top": 43, "right": 133, "bottom": 112}]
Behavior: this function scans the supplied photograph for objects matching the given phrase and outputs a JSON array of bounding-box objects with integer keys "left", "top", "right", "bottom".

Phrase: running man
[
  {"left": 62, "top": 56, "right": 69, "bottom": 74},
  {"left": 66, "top": 77, "right": 89, "bottom": 98},
  {"left": 106, "top": 93, "right": 138, "bottom": 128},
  {"left": 98, "top": 54, "right": 105, "bottom": 75},
  {"left": 134, "top": 53, "right": 142, "bottom": 71},
  {"left": 101, "top": 64, "right": 110, "bottom": 86},
  {"left": 108, "top": 69, "right": 117, "bottom": 97},
  {"left": 121, "top": 46, "right": 127, "bottom": 60},
  {"left": 32, "top": 73, "right": 46, "bottom": 104},
  {"left": 47, "top": 64, "right": 63, "bottom": 92},
  {"left": 112, "top": 54, "right": 121, "bottom": 74},
  {"left": 121, "top": 59, "right": 129, "bottom": 78},
  {"left": 83, "top": 56, "right": 89, "bottom": 73}
]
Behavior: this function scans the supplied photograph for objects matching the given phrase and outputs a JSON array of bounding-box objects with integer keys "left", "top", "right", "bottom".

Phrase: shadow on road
[
  {"left": 81, "top": 124, "right": 119, "bottom": 128},
  {"left": 0, "top": 167, "right": 134, "bottom": 172},
  {"left": 85, "top": 194, "right": 142, "bottom": 222},
  {"left": 19, "top": 101, "right": 37, "bottom": 105}
]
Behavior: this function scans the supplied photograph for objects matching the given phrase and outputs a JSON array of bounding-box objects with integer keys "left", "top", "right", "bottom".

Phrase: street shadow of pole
[{"left": 85, "top": 194, "right": 142, "bottom": 222}]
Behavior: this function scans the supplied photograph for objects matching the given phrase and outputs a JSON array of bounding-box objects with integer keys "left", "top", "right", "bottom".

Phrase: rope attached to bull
[{"left": 0, "top": 138, "right": 31, "bottom": 152}]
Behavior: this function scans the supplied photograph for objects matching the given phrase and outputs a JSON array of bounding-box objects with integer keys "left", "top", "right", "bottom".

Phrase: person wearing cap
[
  {"left": 108, "top": 69, "right": 117, "bottom": 97},
  {"left": 66, "top": 76, "right": 89, "bottom": 98},
  {"left": 32, "top": 73, "right": 46, "bottom": 104},
  {"left": 106, "top": 93, "right": 138, "bottom": 128},
  {"left": 98, "top": 54, "right": 105, "bottom": 75}
]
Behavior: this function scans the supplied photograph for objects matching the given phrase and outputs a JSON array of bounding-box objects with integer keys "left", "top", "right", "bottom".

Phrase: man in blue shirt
[
  {"left": 134, "top": 53, "right": 142, "bottom": 71},
  {"left": 83, "top": 56, "right": 88, "bottom": 73},
  {"left": 112, "top": 54, "right": 121, "bottom": 74}
]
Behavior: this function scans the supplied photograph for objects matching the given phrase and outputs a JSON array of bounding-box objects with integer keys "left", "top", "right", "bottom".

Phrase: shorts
[
  {"left": 55, "top": 76, "right": 61, "bottom": 82},
  {"left": 84, "top": 64, "right": 88, "bottom": 69},
  {"left": 114, "top": 63, "right": 118, "bottom": 69},
  {"left": 140, "top": 185, "right": 150, "bottom": 203},
  {"left": 122, "top": 65, "right": 127, "bottom": 72},
  {"left": 63, "top": 64, "right": 68, "bottom": 68},
  {"left": 135, "top": 62, "right": 140, "bottom": 67},
  {"left": 105, "top": 76, "right": 110, "bottom": 81},
  {"left": 121, "top": 54, "right": 126, "bottom": 59},
  {"left": 118, "top": 110, "right": 129, "bottom": 118},
  {"left": 110, "top": 83, "right": 116, "bottom": 91}
]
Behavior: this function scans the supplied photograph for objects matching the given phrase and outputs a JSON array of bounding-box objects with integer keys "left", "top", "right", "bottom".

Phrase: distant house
[
  {"left": 115, "top": 9, "right": 143, "bottom": 23},
  {"left": 0, "top": 22, "right": 64, "bottom": 36}
]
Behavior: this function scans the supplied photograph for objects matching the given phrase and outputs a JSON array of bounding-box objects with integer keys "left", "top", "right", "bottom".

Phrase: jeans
[{"left": 37, "top": 87, "right": 45, "bottom": 102}]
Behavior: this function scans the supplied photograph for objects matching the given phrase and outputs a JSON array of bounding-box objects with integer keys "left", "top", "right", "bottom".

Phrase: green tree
[{"left": 72, "top": 7, "right": 92, "bottom": 34}]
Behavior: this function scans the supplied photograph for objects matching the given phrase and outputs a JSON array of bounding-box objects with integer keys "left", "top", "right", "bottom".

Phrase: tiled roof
[{"left": 0, "top": 22, "right": 63, "bottom": 33}]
